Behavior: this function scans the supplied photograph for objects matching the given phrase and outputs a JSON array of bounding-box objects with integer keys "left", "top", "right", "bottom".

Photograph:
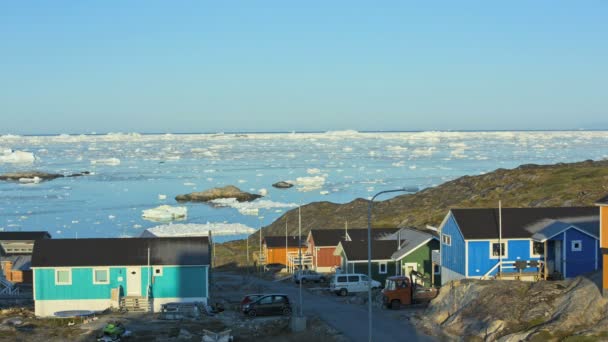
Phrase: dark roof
[
  {"left": 263, "top": 236, "right": 305, "bottom": 248},
  {"left": 596, "top": 194, "right": 608, "bottom": 205},
  {"left": 340, "top": 240, "right": 398, "bottom": 261},
  {"left": 347, "top": 228, "right": 401, "bottom": 242},
  {"left": 31, "top": 237, "right": 210, "bottom": 267},
  {"left": 450, "top": 207, "right": 598, "bottom": 240},
  {"left": 0, "top": 231, "right": 51, "bottom": 241},
  {"left": 310, "top": 229, "right": 349, "bottom": 246}
]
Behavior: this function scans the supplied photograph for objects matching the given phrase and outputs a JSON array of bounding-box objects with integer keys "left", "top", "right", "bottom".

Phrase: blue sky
[{"left": 1, "top": 1, "right": 606, "bottom": 134}]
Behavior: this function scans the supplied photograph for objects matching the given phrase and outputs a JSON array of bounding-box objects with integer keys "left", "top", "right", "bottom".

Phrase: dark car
[
  {"left": 264, "top": 263, "right": 286, "bottom": 272},
  {"left": 241, "top": 294, "right": 292, "bottom": 317},
  {"left": 240, "top": 294, "right": 264, "bottom": 311}
]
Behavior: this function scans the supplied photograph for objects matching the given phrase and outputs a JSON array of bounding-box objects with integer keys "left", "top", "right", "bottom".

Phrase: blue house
[
  {"left": 439, "top": 207, "right": 602, "bottom": 285},
  {"left": 31, "top": 237, "right": 210, "bottom": 317}
]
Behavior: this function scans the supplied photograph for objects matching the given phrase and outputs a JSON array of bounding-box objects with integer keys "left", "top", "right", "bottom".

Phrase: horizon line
[{"left": 2, "top": 128, "right": 608, "bottom": 137}]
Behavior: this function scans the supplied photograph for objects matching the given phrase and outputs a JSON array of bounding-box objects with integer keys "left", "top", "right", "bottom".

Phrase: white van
[{"left": 329, "top": 273, "right": 382, "bottom": 296}]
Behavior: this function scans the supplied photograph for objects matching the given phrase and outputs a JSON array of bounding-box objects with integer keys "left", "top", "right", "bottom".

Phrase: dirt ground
[{"left": 0, "top": 272, "right": 345, "bottom": 342}]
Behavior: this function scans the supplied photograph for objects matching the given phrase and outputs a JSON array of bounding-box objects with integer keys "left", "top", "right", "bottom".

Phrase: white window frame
[
  {"left": 93, "top": 268, "right": 110, "bottom": 285},
  {"left": 489, "top": 240, "right": 508, "bottom": 259},
  {"left": 153, "top": 266, "right": 163, "bottom": 277},
  {"left": 571, "top": 240, "right": 582, "bottom": 252},
  {"left": 442, "top": 234, "right": 452, "bottom": 246},
  {"left": 378, "top": 262, "right": 388, "bottom": 274},
  {"left": 55, "top": 268, "right": 72, "bottom": 286},
  {"left": 530, "top": 240, "right": 544, "bottom": 258}
]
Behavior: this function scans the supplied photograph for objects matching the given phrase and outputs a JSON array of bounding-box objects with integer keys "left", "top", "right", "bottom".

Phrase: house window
[
  {"left": 442, "top": 234, "right": 452, "bottom": 246},
  {"left": 571, "top": 240, "right": 582, "bottom": 252},
  {"left": 433, "top": 264, "right": 441, "bottom": 275},
  {"left": 531, "top": 241, "right": 544, "bottom": 257},
  {"left": 93, "top": 268, "right": 109, "bottom": 284},
  {"left": 379, "top": 262, "right": 388, "bottom": 274},
  {"left": 55, "top": 269, "right": 71, "bottom": 285},
  {"left": 490, "top": 242, "right": 507, "bottom": 259},
  {"left": 154, "top": 267, "right": 163, "bottom": 276}
]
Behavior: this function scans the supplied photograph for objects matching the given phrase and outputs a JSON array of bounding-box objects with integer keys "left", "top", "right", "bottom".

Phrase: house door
[
  {"left": 554, "top": 241, "right": 563, "bottom": 274},
  {"left": 126, "top": 267, "right": 141, "bottom": 296},
  {"left": 402, "top": 263, "right": 420, "bottom": 284}
]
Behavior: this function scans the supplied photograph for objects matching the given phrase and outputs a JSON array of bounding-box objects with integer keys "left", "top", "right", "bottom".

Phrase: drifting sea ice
[
  {"left": 141, "top": 205, "right": 187, "bottom": 222},
  {"left": 0, "top": 149, "right": 35, "bottom": 164},
  {"left": 209, "top": 198, "right": 298, "bottom": 216},
  {"left": 90, "top": 158, "right": 121, "bottom": 166},
  {"left": 295, "top": 176, "right": 326, "bottom": 192},
  {"left": 141, "top": 222, "right": 256, "bottom": 237}
]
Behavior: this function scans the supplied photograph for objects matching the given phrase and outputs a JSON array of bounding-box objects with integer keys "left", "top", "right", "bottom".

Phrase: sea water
[{"left": 1, "top": 131, "right": 607, "bottom": 241}]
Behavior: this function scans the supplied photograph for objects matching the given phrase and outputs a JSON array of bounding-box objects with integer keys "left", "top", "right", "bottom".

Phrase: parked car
[
  {"left": 293, "top": 270, "right": 326, "bottom": 283},
  {"left": 241, "top": 294, "right": 292, "bottom": 317},
  {"left": 329, "top": 273, "right": 382, "bottom": 296},
  {"left": 264, "top": 263, "right": 286, "bottom": 272},
  {"left": 240, "top": 294, "right": 264, "bottom": 311}
]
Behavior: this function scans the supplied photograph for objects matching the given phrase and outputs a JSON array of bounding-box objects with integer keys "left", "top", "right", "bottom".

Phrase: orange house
[
  {"left": 306, "top": 229, "right": 347, "bottom": 272},
  {"left": 0, "top": 231, "right": 51, "bottom": 284},
  {"left": 597, "top": 196, "right": 608, "bottom": 297},
  {"left": 262, "top": 236, "right": 305, "bottom": 265}
]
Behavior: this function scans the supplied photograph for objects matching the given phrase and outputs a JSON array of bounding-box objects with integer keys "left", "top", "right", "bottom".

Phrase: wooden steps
[{"left": 120, "top": 296, "right": 151, "bottom": 312}]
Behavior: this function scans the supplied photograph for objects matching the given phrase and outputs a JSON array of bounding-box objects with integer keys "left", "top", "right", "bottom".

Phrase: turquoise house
[{"left": 31, "top": 237, "right": 210, "bottom": 317}]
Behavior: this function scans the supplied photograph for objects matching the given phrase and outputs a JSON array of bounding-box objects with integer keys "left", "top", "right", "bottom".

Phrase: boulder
[
  {"left": 415, "top": 277, "right": 608, "bottom": 341},
  {"left": 272, "top": 181, "right": 294, "bottom": 189},
  {"left": 175, "top": 185, "right": 262, "bottom": 203}
]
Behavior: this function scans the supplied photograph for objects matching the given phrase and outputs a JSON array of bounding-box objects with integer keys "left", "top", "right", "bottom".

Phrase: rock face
[
  {"left": 415, "top": 276, "right": 608, "bottom": 341},
  {"left": 0, "top": 171, "right": 91, "bottom": 182},
  {"left": 175, "top": 185, "right": 262, "bottom": 203},
  {"left": 272, "top": 181, "right": 294, "bottom": 189},
  {"left": 261, "top": 159, "right": 608, "bottom": 237}
]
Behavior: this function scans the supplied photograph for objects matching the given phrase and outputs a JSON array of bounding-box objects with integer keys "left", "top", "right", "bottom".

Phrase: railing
[
  {"left": 481, "top": 260, "right": 545, "bottom": 281},
  {"left": 0, "top": 277, "right": 19, "bottom": 296},
  {"left": 286, "top": 251, "right": 313, "bottom": 273}
]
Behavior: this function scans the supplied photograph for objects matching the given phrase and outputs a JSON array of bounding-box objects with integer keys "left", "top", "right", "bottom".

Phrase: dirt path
[{"left": 212, "top": 272, "right": 435, "bottom": 342}]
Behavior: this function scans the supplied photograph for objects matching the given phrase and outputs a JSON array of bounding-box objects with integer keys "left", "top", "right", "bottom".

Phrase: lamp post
[{"left": 367, "top": 187, "right": 416, "bottom": 342}]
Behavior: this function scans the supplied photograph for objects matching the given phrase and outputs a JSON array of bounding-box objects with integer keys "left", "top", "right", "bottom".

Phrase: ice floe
[
  {"left": 209, "top": 198, "right": 298, "bottom": 216},
  {"left": 141, "top": 205, "right": 187, "bottom": 222},
  {"left": 0, "top": 149, "right": 35, "bottom": 164},
  {"left": 91, "top": 158, "right": 121, "bottom": 166},
  {"left": 294, "top": 176, "right": 326, "bottom": 192},
  {"left": 141, "top": 222, "right": 257, "bottom": 237}
]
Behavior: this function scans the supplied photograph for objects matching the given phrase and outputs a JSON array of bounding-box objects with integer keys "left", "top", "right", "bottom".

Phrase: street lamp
[{"left": 367, "top": 187, "right": 417, "bottom": 342}]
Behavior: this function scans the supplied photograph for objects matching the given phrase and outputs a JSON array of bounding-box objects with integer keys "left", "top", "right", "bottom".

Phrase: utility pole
[
  {"left": 298, "top": 205, "right": 303, "bottom": 317},
  {"left": 286, "top": 217, "right": 288, "bottom": 266}
]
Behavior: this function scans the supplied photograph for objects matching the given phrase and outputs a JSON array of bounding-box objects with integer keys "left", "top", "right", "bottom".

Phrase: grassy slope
[{"left": 215, "top": 159, "right": 608, "bottom": 267}]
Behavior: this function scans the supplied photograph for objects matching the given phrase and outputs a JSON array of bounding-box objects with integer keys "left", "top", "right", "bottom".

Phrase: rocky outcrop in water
[
  {"left": 272, "top": 181, "right": 293, "bottom": 189},
  {"left": 0, "top": 171, "right": 91, "bottom": 182},
  {"left": 175, "top": 185, "right": 262, "bottom": 203}
]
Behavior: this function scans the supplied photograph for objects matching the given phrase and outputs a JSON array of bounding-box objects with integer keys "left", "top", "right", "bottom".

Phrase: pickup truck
[{"left": 292, "top": 270, "right": 326, "bottom": 284}]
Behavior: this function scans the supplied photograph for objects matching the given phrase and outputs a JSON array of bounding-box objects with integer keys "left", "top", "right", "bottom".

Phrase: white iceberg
[
  {"left": 141, "top": 222, "right": 257, "bottom": 237},
  {"left": 91, "top": 158, "right": 121, "bottom": 166},
  {"left": 295, "top": 176, "right": 326, "bottom": 192},
  {"left": 18, "top": 177, "right": 41, "bottom": 184},
  {"left": 142, "top": 205, "right": 187, "bottom": 222},
  {"left": 0, "top": 149, "right": 35, "bottom": 164},
  {"left": 209, "top": 198, "right": 298, "bottom": 216}
]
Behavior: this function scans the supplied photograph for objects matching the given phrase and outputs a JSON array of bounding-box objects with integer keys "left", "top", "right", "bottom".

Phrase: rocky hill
[
  {"left": 414, "top": 274, "right": 608, "bottom": 341},
  {"left": 259, "top": 159, "right": 608, "bottom": 237},
  {"left": 214, "top": 159, "right": 608, "bottom": 268}
]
